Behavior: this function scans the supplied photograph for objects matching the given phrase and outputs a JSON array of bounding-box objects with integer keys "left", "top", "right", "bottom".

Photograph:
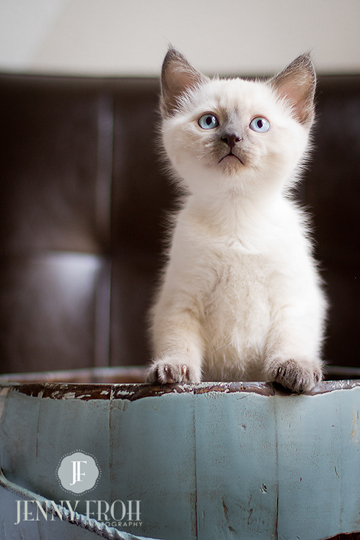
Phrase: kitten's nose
[{"left": 221, "top": 133, "right": 242, "bottom": 148}]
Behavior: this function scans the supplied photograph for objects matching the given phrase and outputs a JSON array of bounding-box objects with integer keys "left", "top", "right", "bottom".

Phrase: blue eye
[
  {"left": 250, "top": 117, "right": 270, "bottom": 133},
  {"left": 198, "top": 114, "right": 219, "bottom": 130}
]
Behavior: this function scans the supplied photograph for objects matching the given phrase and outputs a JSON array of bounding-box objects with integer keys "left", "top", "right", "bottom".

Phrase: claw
[
  {"left": 147, "top": 360, "right": 198, "bottom": 384},
  {"left": 181, "top": 365, "right": 188, "bottom": 378}
]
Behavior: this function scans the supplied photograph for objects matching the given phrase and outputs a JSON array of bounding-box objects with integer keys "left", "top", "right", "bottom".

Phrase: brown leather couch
[{"left": 0, "top": 72, "right": 359, "bottom": 376}]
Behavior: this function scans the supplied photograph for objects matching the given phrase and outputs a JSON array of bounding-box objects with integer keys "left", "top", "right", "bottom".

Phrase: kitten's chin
[{"left": 218, "top": 154, "right": 245, "bottom": 176}]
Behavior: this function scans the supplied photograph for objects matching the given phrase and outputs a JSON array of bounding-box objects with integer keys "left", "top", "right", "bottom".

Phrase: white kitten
[{"left": 147, "top": 49, "right": 327, "bottom": 392}]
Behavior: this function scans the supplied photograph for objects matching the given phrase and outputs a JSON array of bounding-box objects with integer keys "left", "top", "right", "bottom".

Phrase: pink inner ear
[
  {"left": 171, "top": 70, "right": 199, "bottom": 101},
  {"left": 161, "top": 49, "right": 208, "bottom": 116},
  {"left": 162, "top": 69, "right": 198, "bottom": 115},
  {"left": 274, "top": 73, "right": 314, "bottom": 125},
  {"left": 269, "top": 54, "right": 316, "bottom": 126},
  {"left": 281, "top": 74, "right": 309, "bottom": 99}
]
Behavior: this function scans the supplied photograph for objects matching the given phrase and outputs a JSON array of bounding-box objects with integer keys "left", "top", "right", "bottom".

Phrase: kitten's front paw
[
  {"left": 268, "top": 358, "right": 322, "bottom": 393},
  {"left": 147, "top": 358, "right": 200, "bottom": 384}
]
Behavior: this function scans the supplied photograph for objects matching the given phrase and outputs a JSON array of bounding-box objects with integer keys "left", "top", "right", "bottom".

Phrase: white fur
[{"left": 148, "top": 56, "right": 327, "bottom": 392}]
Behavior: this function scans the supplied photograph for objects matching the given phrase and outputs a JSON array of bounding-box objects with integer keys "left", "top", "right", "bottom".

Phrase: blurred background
[
  {"left": 1, "top": 0, "right": 360, "bottom": 77},
  {"left": 0, "top": 0, "right": 359, "bottom": 378}
]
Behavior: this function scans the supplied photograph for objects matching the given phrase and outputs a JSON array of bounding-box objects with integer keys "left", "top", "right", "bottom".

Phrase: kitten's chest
[{"left": 200, "top": 241, "right": 274, "bottom": 327}]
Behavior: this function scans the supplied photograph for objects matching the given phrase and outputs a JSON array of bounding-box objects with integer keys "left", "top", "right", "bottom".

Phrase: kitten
[{"left": 147, "top": 48, "right": 327, "bottom": 393}]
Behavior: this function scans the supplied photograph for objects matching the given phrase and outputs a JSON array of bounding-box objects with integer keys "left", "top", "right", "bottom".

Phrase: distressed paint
[{"left": 0, "top": 380, "right": 360, "bottom": 539}]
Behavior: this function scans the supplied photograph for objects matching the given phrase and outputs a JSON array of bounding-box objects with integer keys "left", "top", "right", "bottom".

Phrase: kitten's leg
[
  {"left": 147, "top": 306, "right": 204, "bottom": 384},
  {"left": 263, "top": 313, "right": 324, "bottom": 393}
]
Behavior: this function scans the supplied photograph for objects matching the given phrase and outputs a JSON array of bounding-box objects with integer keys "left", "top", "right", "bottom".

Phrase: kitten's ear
[
  {"left": 160, "top": 48, "right": 208, "bottom": 117},
  {"left": 268, "top": 55, "right": 316, "bottom": 126}
]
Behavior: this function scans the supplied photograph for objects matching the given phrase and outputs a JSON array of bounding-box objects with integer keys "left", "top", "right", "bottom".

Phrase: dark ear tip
[
  {"left": 163, "top": 47, "right": 185, "bottom": 64},
  {"left": 294, "top": 53, "right": 316, "bottom": 75},
  {"left": 161, "top": 47, "right": 186, "bottom": 81},
  {"left": 269, "top": 53, "right": 316, "bottom": 89},
  {"left": 162, "top": 48, "right": 175, "bottom": 69}
]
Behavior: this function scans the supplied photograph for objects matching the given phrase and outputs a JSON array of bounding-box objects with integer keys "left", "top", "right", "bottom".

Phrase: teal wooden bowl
[{"left": 0, "top": 368, "right": 360, "bottom": 540}]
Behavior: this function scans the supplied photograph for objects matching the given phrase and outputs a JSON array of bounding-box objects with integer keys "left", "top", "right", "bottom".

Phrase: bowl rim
[{"left": 1, "top": 375, "right": 360, "bottom": 401}]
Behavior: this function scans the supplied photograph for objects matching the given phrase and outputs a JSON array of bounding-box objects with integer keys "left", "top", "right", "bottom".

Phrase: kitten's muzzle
[{"left": 219, "top": 132, "right": 245, "bottom": 165}]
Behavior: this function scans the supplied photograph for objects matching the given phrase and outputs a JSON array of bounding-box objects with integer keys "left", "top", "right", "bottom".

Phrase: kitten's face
[{"left": 160, "top": 50, "right": 316, "bottom": 198}]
